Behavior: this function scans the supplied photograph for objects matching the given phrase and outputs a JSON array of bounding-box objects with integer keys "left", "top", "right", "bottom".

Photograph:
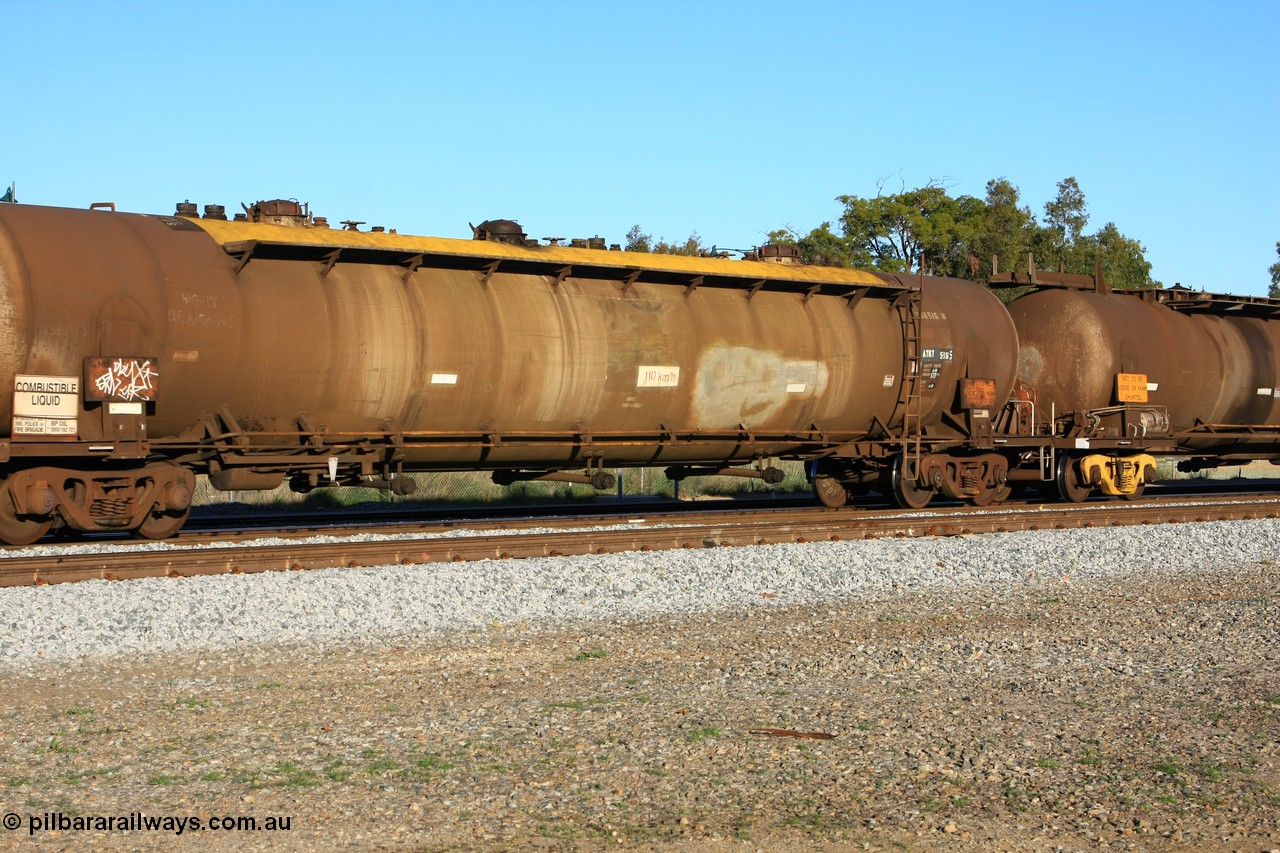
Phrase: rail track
[{"left": 3, "top": 491, "right": 1277, "bottom": 588}]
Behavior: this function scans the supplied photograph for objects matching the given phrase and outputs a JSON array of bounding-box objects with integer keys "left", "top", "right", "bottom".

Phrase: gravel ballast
[
  {"left": 0, "top": 520, "right": 1276, "bottom": 851},
  {"left": 1, "top": 519, "right": 1278, "bottom": 664}
]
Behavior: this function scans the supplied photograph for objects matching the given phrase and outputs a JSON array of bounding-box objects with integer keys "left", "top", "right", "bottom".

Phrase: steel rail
[{"left": 2, "top": 494, "right": 1277, "bottom": 588}]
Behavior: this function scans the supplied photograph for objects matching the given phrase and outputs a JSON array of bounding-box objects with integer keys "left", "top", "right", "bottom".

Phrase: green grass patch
[
  {"left": 229, "top": 768, "right": 264, "bottom": 786},
  {"left": 1077, "top": 748, "right": 1105, "bottom": 766},
  {"left": 413, "top": 754, "right": 454, "bottom": 772},
  {"left": 149, "top": 774, "right": 185, "bottom": 786},
  {"left": 365, "top": 758, "right": 400, "bottom": 775},
  {"left": 1003, "top": 783, "right": 1030, "bottom": 812},
  {"left": 686, "top": 726, "right": 721, "bottom": 744},
  {"left": 67, "top": 767, "right": 117, "bottom": 785},
  {"left": 44, "top": 732, "right": 78, "bottom": 755},
  {"left": 272, "top": 762, "right": 322, "bottom": 787}
]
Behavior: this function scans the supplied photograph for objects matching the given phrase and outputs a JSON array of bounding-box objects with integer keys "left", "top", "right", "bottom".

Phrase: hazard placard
[
  {"left": 1116, "top": 373, "right": 1149, "bottom": 403},
  {"left": 12, "top": 374, "right": 79, "bottom": 438}
]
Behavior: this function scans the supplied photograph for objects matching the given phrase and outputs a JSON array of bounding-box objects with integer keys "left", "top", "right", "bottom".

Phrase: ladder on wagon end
[{"left": 892, "top": 286, "right": 925, "bottom": 472}]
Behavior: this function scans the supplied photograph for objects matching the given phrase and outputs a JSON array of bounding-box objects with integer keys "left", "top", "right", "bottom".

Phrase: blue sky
[{"left": 5, "top": 0, "right": 1277, "bottom": 293}]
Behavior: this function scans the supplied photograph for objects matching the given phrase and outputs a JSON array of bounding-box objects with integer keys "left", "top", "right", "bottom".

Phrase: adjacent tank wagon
[{"left": 994, "top": 267, "right": 1280, "bottom": 501}]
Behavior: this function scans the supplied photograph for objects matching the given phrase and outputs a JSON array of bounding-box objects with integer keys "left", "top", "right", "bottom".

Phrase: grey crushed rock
[{"left": 1, "top": 519, "right": 1277, "bottom": 664}]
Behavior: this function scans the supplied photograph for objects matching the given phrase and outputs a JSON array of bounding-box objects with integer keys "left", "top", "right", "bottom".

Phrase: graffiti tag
[{"left": 84, "top": 357, "right": 160, "bottom": 402}]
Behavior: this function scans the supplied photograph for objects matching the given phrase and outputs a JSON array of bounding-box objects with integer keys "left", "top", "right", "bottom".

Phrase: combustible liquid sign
[{"left": 12, "top": 374, "right": 79, "bottom": 437}]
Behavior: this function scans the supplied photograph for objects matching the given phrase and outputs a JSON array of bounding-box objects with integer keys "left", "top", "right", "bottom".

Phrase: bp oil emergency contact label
[{"left": 12, "top": 374, "right": 79, "bottom": 436}]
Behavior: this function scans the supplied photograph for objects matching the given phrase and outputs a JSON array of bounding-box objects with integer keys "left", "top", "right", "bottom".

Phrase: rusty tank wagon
[
  {"left": 998, "top": 269, "right": 1280, "bottom": 500},
  {"left": 0, "top": 196, "right": 1276, "bottom": 545},
  {"left": 0, "top": 198, "right": 1017, "bottom": 543}
]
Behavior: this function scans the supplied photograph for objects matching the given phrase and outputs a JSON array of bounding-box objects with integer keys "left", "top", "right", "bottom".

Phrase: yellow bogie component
[{"left": 1080, "top": 453, "right": 1157, "bottom": 497}]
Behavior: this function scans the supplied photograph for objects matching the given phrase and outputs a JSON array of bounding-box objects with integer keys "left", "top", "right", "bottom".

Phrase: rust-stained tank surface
[
  {"left": 1, "top": 196, "right": 1276, "bottom": 544},
  {"left": 0, "top": 202, "right": 934, "bottom": 469},
  {"left": 1008, "top": 287, "right": 1280, "bottom": 452}
]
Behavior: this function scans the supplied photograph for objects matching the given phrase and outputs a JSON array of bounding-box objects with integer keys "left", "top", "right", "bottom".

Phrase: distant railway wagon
[{"left": 0, "top": 198, "right": 1276, "bottom": 544}]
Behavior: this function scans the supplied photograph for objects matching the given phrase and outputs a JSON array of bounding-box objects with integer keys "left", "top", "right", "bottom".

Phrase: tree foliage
[
  {"left": 1039, "top": 176, "right": 1089, "bottom": 261},
  {"left": 777, "top": 176, "right": 1158, "bottom": 291},
  {"left": 834, "top": 182, "right": 979, "bottom": 276},
  {"left": 625, "top": 176, "right": 1161, "bottom": 292},
  {"left": 969, "top": 178, "right": 1036, "bottom": 281},
  {"left": 1074, "top": 222, "right": 1155, "bottom": 292},
  {"left": 1269, "top": 241, "right": 1280, "bottom": 299},
  {"left": 624, "top": 224, "right": 705, "bottom": 256}
]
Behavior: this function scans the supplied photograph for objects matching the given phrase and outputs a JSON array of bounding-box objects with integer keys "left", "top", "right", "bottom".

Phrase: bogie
[{"left": 0, "top": 464, "right": 196, "bottom": 546}]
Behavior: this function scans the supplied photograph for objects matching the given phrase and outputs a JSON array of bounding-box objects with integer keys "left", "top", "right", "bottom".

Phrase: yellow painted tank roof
[{"left": 188, "top": 217, "right": 886, "bottom": 287}]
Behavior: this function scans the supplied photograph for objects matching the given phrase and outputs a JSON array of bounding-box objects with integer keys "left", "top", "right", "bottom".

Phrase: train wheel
[
  {"left": 812, "top": 475, "right": 850, "bottom": 509},
  {"left": 969, "top": 485, "right": 1000, "bottom": 507},
  {"left": 133, "top": 463, "right": 196, "bottom": 540},
  {"left": 1054, "top": 455, "right": 1091, "bottom": 503},
  {"left": 888, "top": 454, "right": 933, "bottom": 509},
  {"left": 134, "top": 507, "right": 191, "bottom": 540},
  {"left": 0, "top": 503, "right": 52, "bottom": 546},
  {"left": 1120, "top": 482, "right": 1146, "bottom": 501}
]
